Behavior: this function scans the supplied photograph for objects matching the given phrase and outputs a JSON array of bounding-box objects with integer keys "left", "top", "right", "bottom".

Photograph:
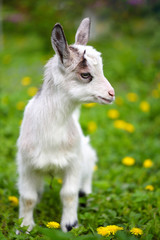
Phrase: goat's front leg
[
  {"left": 17, "top": 167, "right": 43, "bottom": 233},
  {"left": 60, "top": 166, "right": 80, "bottom": 232}
]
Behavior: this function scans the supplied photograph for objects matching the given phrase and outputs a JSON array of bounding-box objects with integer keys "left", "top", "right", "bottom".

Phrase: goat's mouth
[{"left": 97, "top": 96, "right": 114, "bottom": 104}]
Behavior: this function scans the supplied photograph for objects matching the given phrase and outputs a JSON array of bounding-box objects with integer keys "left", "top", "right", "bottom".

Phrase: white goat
[{"left": 17, "top": 18, "right": 115, "bottom": 233}]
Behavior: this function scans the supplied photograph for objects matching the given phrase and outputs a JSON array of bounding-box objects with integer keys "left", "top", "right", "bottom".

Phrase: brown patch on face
[
  {"left": 68, "top": 46, "right": 80, "bottom": 62},
  {"left": 69, "top": 46, "right": 79, "bottom": 55},
  {"left": 78, "top": 58, "right": 88, "bottom": 70},
  {"left": 76, "top": 58, "right": 92, "bottom": 83},
  {"left": 76, "top": 50, "right": 88, "bottom": 70},
  {"left": 68, "top": 47, "right": 91, "bottom": 83},
  {"left": 67, "top": 45, "right": 81, "bottom": 68},
  {"left": 76, "top": 50, "right": 89, "bottom": 72}
]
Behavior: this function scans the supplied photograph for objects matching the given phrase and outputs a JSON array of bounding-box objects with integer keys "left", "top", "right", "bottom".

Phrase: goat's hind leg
[
  {"left": 17, "top": 167, "right": 43, "bottom": 233},
  {"left": 60, "top": 166, "right": 80, "bottom": 232},
  {"left": 79, "top": 138, "right": 97, "bottom": 197}
]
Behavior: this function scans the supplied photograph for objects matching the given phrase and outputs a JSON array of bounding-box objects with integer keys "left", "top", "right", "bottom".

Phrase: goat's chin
[{"left": 95, "top": 96, "right": 114, "bottom": 105}]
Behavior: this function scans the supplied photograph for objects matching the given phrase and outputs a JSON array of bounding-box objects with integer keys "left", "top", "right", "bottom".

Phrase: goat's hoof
[
  {"left": 16, "top": 221, "right": 35, "bottom": 235},
  {"left": 16, "top": 229, "right": 30, "bottom": 235},
  {"left": 65, "top": 220, "right": 78, "bottom": 232},
  {"left": 61, "top": 220, "right": 78, "bottom": 232}
]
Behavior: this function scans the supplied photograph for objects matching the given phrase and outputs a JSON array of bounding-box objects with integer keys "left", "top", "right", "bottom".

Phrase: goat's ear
[
  {"left": 75, "top": 18, "right": 91, "bottom": 45},
  {"left": 51, "top": 23, "right": 70, "bottom": 64}
]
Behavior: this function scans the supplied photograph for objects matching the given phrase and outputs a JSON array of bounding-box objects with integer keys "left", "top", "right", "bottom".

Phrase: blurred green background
[{"left": 0, "top": 1, "right": 160, "bottom": 239}]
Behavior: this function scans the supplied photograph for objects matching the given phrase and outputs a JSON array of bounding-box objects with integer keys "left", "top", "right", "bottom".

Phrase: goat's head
[{"left": 51, "top": 18, "right": 115, "bottom": 105}]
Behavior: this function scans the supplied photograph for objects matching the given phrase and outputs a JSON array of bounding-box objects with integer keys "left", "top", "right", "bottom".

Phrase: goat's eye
[{"left": 80, "top": 73, "right": 93, "bottom": 81}]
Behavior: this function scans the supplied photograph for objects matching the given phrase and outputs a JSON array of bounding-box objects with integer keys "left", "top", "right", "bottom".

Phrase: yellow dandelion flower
[
  {"left": 83, "top": 103, "right": 96, "bottom": 108},
  {"left": 127, "top": 93, "right": 138, "bottom": 102},
  {"left": 114, "top": 120, "right": 126, "bottom": 130},
  {"left": 87, "top": 121, "right": 97, "bottom": 133},
  {"left": 143, "top": 159, "right": 153, "bottom": 168},
  {"left": 94, "top": 165, "right": 98, "bottom": 171},
  {"left": 21, "top": 76, "right": 31, "bottom": 86},
  {"left": 97, "top": 227, "right": 110, "bottom": 236},
  {"left": 107, "top": 109, "right": 120, "bottom": 119},
  {"left": 46, "top": 221, "right": 60, "bottom": 229},
  {"left": 106, "top": 225, "right": 123, "bottom": 235},
  {"left": 145, "top": 185, "right": 154, "bottom": 191},
  {"left": 97, "top": 225, "right": 123, "bottom": 237},
  {"left": 16, "top": 101, "right": 26, "bottom": 111},
  {"left": 114, "top": 120, "right": 135, "bottom": 133},
  {"left": 130, "top": 227, "right": 143, "bottom": 236},
  {"left": 8, "top": 196, "right": 19, "bottom": 206},
  {"left": 27, "top": 87, "right": 38, "bottom": 97},
  {"left": 57, "top": 178, "right": 62, "bottom": 184},
  {"left": 115, "top": 96, "right": 124, "bottom": 106},
  {"left": 139, "top": 101, "right": 150, "bottom": 112},
  {"left": 124, "top": 123, "right": 135, "bottom": 133},
  {"left": 122, "top": 157, "right": 135, "bottom": 166}
]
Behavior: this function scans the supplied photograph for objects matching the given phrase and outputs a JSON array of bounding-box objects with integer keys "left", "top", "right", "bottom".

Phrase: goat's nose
[{"left": 108, "top": 89, "right": 115, "bottom": 97}]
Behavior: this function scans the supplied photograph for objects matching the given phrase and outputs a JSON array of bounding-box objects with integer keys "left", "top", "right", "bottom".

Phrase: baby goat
[{"left": 17, "top": 18, "right": 115, "bottom": 233}]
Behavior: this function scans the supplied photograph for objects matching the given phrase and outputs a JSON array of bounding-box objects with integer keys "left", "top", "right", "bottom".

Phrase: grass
[{"left": 0, "top": 16, "right": 160, "bottom": 240}]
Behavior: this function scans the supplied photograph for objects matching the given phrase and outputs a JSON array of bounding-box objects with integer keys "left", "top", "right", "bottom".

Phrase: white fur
[{"left": 17, "top": 18, "right": 115, "bottom": 233}]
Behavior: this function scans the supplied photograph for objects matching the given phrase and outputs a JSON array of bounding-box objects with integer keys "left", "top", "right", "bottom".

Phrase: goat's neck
[{"left": 41, "top": 60, "right": 78, "bottom": 124}]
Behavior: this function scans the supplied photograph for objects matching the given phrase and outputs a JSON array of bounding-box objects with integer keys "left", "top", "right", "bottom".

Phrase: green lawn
[{"left": 0, "top": 17, "right": 160, "bottom": 240}]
